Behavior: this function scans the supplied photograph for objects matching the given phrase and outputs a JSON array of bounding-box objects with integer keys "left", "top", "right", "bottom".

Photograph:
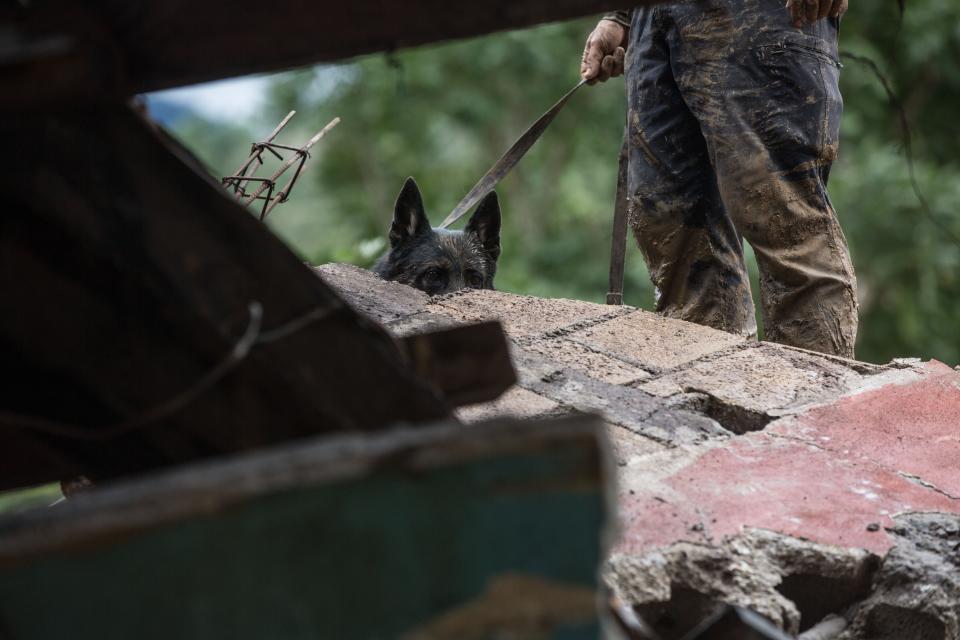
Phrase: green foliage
[
  {"left": 830, "top": 1, "right": 960, "bottom": 363},
  {"left": 173, "top": 9, "right": 960, "bottom": 365}
]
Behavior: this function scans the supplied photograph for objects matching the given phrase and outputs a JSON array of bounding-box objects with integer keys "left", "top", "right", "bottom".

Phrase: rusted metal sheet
[
  {"left": 0, "top": 104, "right": 467, "bottom": 490},
  {"left": 222, "top": 112, "right": 341, "bottom": 221},
  {"left": 0, "top": 1, "right": 670, "bottom": 105},
  {"left": 0, "top": 415, "right": 612, "bottom": 640}
]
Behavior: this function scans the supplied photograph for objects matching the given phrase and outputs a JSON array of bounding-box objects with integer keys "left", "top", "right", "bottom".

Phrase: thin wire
[
  {"left": 0, "top": 301, "right": 341, "bottom": 440},
  {"left": 840, "top": 50, "right": 960, "bottom": 250}
]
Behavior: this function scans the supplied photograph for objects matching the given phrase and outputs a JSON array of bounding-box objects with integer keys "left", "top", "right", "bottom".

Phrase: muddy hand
[
  {"left": 786, "top": 0, "right": 848, "bottom": 28},
  {"left": 580, "top": 19, "right": 628, "bottom": 84}
]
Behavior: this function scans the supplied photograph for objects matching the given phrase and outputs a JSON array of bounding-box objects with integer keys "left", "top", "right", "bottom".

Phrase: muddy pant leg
[
  {"left": 625, "top": 8, "right": 756, "bottom": 337},
  {"left": 667, "top": 1, "right": 859, "bottom": 357}
]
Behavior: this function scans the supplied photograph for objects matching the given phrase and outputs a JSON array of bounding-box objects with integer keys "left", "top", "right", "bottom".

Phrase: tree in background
[{"left": 173, "top": 7, "right": 960, "bottom": 365}]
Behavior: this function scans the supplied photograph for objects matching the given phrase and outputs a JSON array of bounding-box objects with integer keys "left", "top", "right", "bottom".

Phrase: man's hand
[
  {"left": 581, "top": 19, "right": 628, "bottom": 84},
  {"left": 786, "top": 0, "right": 848, "bottom": 28}
]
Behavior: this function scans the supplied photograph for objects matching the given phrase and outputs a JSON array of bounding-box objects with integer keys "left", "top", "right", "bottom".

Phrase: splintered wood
[{"left": 222, "top": 111, "right": 339, "bottom": 220}]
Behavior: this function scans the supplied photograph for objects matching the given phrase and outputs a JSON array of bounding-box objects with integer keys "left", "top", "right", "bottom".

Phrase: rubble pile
[{"left": 320, "top": 263, "right": 960, "bottom": 639}]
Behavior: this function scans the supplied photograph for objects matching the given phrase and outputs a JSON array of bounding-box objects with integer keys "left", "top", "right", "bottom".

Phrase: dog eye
[
  {"left": 465, "top": 271, "right": 484, "bottom": 288},
  {"left": 423, "top": 268, "right": 443, "bottom": 284}
]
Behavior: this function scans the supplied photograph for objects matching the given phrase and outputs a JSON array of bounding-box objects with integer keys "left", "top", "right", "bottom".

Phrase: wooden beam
[
  {"left": 0, "top": 103, "right": 462, "bottom": 490},
  {"left": 0, "top": 1, "right": 662, "bottom": 104}
]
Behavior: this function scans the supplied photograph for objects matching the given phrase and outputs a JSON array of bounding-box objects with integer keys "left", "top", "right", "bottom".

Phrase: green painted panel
[{"left": 0, "top": 419, "right": 609, "bottom": 639}]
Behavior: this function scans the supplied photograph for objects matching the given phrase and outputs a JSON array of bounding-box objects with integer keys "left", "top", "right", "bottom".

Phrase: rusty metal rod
[
  {"left": 261, "top": 153, "right": 309, "bottom": 219},
  {"left": 227, "top": 110, "right": 296, "bottom": 192},
  {"left": 241, "top": 116, "right": 340, "bottom": 209}
]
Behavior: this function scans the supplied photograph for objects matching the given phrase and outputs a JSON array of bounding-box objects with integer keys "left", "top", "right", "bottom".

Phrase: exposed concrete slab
[
  {"left": 426, "top": 289, "right": 625, "bottom": 339},
  {"left": 522, "top": 337, "right": 650, "bottom": 386},
  {"left": 605, "top": 424, "right": 672, "bottom": 468},
  {"left": 636, "top": 343, "right": 870, "bottom": 433},
  {"left": 455, "top": 386, "right": 561, "bottom": 424},
  {"left": 383, "top": 311, "right": 461, "bottom": 338},
  {"left": 616, "top": 436, "right": 955, "bottom": 559},
  {"left": 616, "top": 364, "right": 960, "bottom": 558},
  {"left": 315, "top": 263, "right": 428, "bottom": 323},
  {"left": 566, "top": 309, "right": 745, "bottom": 374},
  {"left": 512, "top": 348, "right": 730, "bottom": 447},
  {"left": 768, "top": 361, "right": 960, "bottom": 499}
]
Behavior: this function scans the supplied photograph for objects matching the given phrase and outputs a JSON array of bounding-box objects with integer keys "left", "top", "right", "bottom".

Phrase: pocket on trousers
[
  {"left": 750, "top": 35, "right": 843, "bottom": 171},
  {"left": 755, "top": 41, "right": 842, "bottom": 70}
]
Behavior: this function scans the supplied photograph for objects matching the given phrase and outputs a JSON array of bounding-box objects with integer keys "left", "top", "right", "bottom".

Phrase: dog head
[{"left": 373, "top": 177, "right": 501, "bottom": 296}]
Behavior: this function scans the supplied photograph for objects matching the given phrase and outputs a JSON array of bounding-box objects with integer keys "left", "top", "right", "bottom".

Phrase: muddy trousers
[{"left": 625, "top": 0, "right": 859, "bottom": 357}]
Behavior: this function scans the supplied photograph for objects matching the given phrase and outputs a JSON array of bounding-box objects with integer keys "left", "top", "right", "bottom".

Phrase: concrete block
[
  {"left": 604, "top": 424, "right": 671, "bottom": 468},
  {"left": 456, "top": 386, "right": 561, "bottom": 423},
  {"left": 523, "top": 337, "right": 650, "bottom": 386},
  {"left": 511, "top": 348, "right": 730, "bottom": 446},
  {"left": 637, "top": 343, "right": 866, "bottom": 432},
  {"left": 566, "top": 309, "right": 744, "bottom": 373},
  {"left": 427, "top": 290, "right": 621, "bottom": 339},
  {"left": 315, "top": 263, "right": 428, "bottom": 323}
]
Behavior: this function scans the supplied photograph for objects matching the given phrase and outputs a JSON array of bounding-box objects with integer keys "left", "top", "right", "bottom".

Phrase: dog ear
[
  {"left": 465, "top": 191, "right": 501, "bottom": 261},
  {"left": 389, "top": 177, "right": 431, "bottom": 248}
]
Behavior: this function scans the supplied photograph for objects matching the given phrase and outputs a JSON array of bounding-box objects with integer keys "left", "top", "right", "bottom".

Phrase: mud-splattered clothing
[{"left": 618, "top": 1, "right": 858, "bottom": 358}]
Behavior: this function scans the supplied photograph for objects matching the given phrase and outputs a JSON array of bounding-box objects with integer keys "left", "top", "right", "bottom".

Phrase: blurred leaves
[{"left": 171, "top": 10, "right": 959, "bottom": 365}]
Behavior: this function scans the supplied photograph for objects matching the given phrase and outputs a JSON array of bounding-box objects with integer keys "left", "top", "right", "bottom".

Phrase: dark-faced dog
[{"left": 373, "top": 177, "right": 501, "bottom": 295}]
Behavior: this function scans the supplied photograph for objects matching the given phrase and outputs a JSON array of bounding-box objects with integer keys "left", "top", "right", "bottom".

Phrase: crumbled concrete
[
  {"left": 426, "top": 289, "right": 623, "bottom": 339},
  {"left": 608, "top": 516, "right": 960, "bottom": 639},
  {"left": 636, "top": 343, "right": 868, "bottom": 433},
  {"left": 841, "top": 513, "right": 960, "bottom": 640},
  {"left": 456, "top": 387, "right": 561, "bottom": 424},
  {"left": 565, "top": 309, "right": 745, "bottom": 373},
  {"left": 606, "top": 528, "right": 877, "bottom": 637}
]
